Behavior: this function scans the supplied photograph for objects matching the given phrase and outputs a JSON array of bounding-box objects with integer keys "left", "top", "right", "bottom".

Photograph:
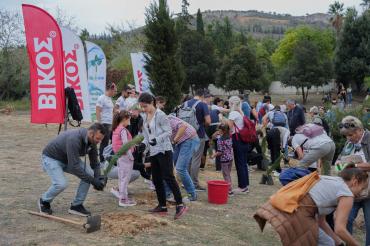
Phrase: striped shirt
[{"left": 168, "top": 115, "right": 197, "bottom": 144}]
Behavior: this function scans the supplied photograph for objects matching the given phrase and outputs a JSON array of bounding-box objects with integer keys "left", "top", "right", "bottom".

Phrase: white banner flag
[
  {"left": 85, "top": 41, "right": 106, "bottom": 121},
  {"left": 130, "top": 52, "right": 152, "bottom": 93},
  {"left": 61, "top": 27, "right": 91, "bottom": 122}
]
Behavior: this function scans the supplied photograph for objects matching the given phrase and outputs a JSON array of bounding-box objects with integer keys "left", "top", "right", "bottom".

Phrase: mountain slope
[{"left": 191, "top": 10, "right": 331, "bottom": 38}]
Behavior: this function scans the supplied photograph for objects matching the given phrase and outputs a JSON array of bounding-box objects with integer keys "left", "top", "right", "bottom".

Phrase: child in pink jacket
[{"left": 112, "top": 110, "right": 136, "bottom": 207}]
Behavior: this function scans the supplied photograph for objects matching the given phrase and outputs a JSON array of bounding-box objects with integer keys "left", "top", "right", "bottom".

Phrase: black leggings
[{"left": 151, "top": 151, "right": 182, "bottom": 206}]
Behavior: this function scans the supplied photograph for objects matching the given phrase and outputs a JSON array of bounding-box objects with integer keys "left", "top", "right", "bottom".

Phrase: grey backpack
[{"left": 177, "top": 100, "right": 201, "bottom": 131}]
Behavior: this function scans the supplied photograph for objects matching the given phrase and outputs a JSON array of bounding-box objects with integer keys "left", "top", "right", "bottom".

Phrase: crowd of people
[{"left": 37, "top": 82, "right": 370, "bottom": 244}]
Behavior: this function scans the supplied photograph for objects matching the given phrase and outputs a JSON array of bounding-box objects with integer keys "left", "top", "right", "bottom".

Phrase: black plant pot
[
  {"left": 266, "top": 175, "right": 274, "bottom": 185},
  {"left": 259, "top": 174, "right": 267, "bottom": 184}
]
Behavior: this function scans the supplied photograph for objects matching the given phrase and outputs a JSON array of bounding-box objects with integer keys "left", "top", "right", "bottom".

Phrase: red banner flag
[{"left": 22, "top": 4, "right": 65, "bottom": 124}]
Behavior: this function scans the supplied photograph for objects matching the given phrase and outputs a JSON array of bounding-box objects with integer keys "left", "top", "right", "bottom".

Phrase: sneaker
[
  {"left": 149, "top": 205, "right": 168, "bottom": 215},
  {"left": 110, "top": 187, "right": 120, "bottom": 199},
  {"left": 241, "top": 187, "right": 249, "bottom": 193},
  {"left": 228, "top": 191, "right": 234, "bottom": 197},
  {"left": 189, "top": 194, "right": 197, "bottom": 201},
  {"left": 38, "top": 198, "right": 52, "bottom": 215},
  {"left": 119, "top": 198, "right": 137, "bottom": 207},
  {"left": 233, "top": 187, "right": 249, "bottom": 194},
  {"left": 195, "top": 185, "right": 206, "bottom": 192},
  {"left": 182, "top": 196, "right": 190, "bottom": 203},
  {"left": 166, "top": 196, "right": 176, "bottom": 203},
  {"left": 174, "top": 205, "right": 188, "bottom": 220},
  {"left": 68, "top": 204, "right": 91, "bottom": 217}
]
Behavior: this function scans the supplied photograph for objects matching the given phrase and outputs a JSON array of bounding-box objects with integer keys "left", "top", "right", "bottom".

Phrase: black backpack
[{"left": 65, "top": 87, "right": 83, "bottom": 126}]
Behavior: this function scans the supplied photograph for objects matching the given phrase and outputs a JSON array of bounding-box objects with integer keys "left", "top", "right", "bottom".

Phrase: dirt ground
[{"left": 0, "top": 112, "right": 365, "bottom": 246}]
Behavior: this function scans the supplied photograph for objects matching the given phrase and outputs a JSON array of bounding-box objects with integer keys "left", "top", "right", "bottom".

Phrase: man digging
[{"left": 38, "top": 123, "right": 107, "bottom": 216}]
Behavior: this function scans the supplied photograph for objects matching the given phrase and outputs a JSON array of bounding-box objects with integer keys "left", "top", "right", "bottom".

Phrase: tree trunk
[
  {"left": 301, "top": 86, "right": 306, "bottom": 104},
  {"left": 305, "top": 87, "right": 309, "bottom": 103}
]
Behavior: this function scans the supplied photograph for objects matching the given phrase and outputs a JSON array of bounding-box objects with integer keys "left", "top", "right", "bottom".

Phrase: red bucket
[{"left": 207, "top": 180, "right": 229, "bottom": 204}]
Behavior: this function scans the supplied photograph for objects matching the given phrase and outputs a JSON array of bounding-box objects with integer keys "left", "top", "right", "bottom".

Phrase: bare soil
[{"left": 0, "top": 112, "right": 365, "bottom": 245}]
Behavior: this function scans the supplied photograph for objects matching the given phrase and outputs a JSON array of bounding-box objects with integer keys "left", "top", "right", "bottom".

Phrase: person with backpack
[
  {"left": 263, "top": 105, "right": 288, "bottom": 129},
  {"left": 292, "top": 123, "right": 335, "bottom": 175},
  {"left": 179, "top": 88, "right": 210, "bottom": 191},
  {"left": 96, "top": 82, "right": 117, "bottom": 162},
  {"left": 309, "top": 106, "right": 330, "bottom": 135},
  {"left": 263, "top": 105, "right": 289, "bottom": 175},
  {"left": 227, "top": 96, "right": 254, "bottom": 194}
]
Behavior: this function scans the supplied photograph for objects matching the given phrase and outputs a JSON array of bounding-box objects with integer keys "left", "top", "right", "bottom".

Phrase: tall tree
[
  {"left": 207, "top": 18, "right": 234, "bottom": 58},
  {"left": 280, "top": 39, "right": 333, "bottom": 103},
  {"left": 334, "top": 7, "right": 370, "bottom": 90},
  {"left": 328, "top": 1, "right": 345, "bottom": 37},
  {"left": 216, "top": 45, "right": 263, "bottom": 94},
  {"left": 196, "top": 9, "right": 204, "bottom": 36},
  {"left": 272, "top": 26, "right": 335, "bottom": 103},
  {"left": 180, "top": 31, "right": 216, "bottom": 92},
  {"left": 144, "top": 0, "right": 183, "bottom": 112}
]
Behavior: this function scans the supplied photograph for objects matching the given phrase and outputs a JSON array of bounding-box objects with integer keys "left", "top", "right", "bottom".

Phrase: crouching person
[
  {"left": 255, "top": 166, "right": 368, "bottom": 246},
  {"left": 38, "top": 123, "right": 107, "bottom": 216}
]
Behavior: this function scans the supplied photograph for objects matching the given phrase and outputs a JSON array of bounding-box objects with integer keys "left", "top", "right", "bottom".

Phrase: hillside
[{"left": 191, "top": 10, "right": 332, "bottom": 38}]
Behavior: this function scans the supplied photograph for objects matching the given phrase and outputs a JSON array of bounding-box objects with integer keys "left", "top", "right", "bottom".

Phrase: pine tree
[
  {"left": 175, "top": 0, "right": 191, "bottom": 37},
  {"left": 144, "top": 0, "right": 183, "bottom": 112},
  {"left": 196, "top": 9, "right": 205, "bottom": 36}
]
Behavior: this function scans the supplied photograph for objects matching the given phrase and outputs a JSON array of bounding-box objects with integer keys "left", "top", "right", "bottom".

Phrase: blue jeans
[
  {"left": 165, "top": 137, "right": 200, "bottom": 198},
  {"left": 41, "top": 154, "right": 93, "bottom": 206},
  {"left": 232, "top": 134, "right": 250, "bottom": 189},
  {"left": 347, "top": 199, "right": 370, "bottom": 245}
]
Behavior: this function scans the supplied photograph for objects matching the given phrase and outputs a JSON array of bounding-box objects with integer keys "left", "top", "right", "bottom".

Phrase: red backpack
[{"left": 235, "top": 116, "right": 258, "bottom": 143}]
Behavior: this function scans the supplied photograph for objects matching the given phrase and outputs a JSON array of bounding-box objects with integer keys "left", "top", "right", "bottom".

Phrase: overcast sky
[{"left": 2, "top": 0, "right": 363, "bottom": 34}]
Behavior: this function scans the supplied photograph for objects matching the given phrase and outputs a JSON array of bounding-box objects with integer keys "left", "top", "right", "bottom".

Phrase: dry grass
[{"left": 0, "top": 113, "right": 365, "bottom": 245}]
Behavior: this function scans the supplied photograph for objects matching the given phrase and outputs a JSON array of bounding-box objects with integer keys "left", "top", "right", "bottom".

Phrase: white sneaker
[
  {"left": 148, "top": 181, "right": 156, "bottom": 190},
  {"left": 232, "top": 187, "right": 249, "bottom": 194},
  {"left": 110, "top": 187, "right": 120, "bottom": 199},
  {"left": 119, "top": 198, "right": 137, "bottom": 207}
]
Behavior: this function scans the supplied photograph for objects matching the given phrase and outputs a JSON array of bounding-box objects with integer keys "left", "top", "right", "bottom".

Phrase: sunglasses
[{"left": 338, "top": 123, "right": 356, "bottom": 129}]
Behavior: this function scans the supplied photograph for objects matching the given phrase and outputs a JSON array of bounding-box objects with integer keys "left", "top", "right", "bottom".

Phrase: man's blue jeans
[
  {"left": 347, "top": 198, "right": 370, "bottom": 245},
  {"left": 165, "top": 137, "right": 200, "bottom": 198},
  {"left": 41, "top": 154, "right": 93, "bottom": 206}
]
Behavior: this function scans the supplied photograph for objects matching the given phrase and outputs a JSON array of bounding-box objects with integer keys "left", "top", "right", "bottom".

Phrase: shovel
[{"left": 28, "top": 211, "right": 101, "bottom": 233}]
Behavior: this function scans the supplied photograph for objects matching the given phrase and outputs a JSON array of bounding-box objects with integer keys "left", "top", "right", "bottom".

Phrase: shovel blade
[{"left": 85, "top": 215, "right": 101, "bottom": 233}]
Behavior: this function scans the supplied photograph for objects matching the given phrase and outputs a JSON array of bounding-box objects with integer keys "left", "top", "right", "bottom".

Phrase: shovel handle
[{"left": 28, "top": 211, "right": 82, "bottom": 226}]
